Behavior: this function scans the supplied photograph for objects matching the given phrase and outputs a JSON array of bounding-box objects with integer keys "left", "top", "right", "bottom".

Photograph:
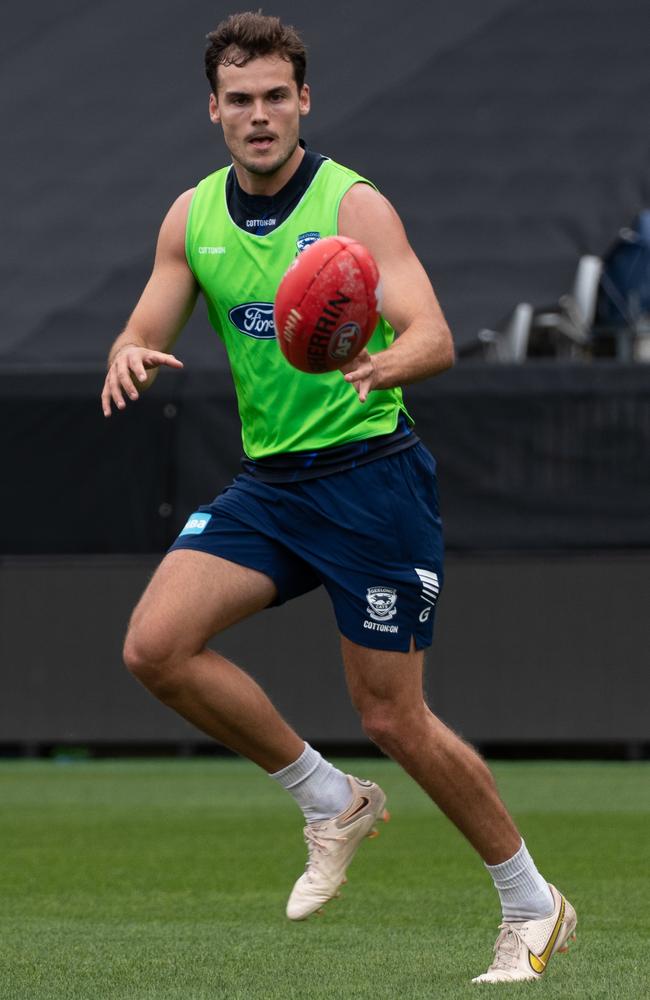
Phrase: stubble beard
[{"left": 234, "top": 136, "right": 299, "bottom": 178}]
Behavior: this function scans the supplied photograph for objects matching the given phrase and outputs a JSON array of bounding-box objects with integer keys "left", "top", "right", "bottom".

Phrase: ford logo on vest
[{"left": 228, "top": 302, "right": 276, "bottom": 340}]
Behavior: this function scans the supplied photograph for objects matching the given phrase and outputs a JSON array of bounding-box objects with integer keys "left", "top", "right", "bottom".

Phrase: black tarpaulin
[
  {"left": 2, "top": 0, "right": 650, "bottom": 363},
  {"left": 4, "top": 364, "right": 649, "bottom": 553}
]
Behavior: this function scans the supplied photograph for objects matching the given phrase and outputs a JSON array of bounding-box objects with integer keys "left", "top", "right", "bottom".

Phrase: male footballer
[{"left": 101, "top": 12, "right": 576, "bottom": 983}]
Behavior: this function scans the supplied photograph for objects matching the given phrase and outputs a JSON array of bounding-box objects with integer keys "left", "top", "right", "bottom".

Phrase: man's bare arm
[
  {"left": 337, "top": 183, "right": 454, "bottom": 402},
  {"left": 101, "top": 189, "right": 199, "bottom": 416}
]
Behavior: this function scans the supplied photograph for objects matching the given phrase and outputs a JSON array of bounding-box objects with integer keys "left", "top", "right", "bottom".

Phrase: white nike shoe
[
  {"left": 472, "top": 884, "right": 577, "bottom": 983},
  {"left": 286, "top": 774, "right": 389, "bottom": 920}
]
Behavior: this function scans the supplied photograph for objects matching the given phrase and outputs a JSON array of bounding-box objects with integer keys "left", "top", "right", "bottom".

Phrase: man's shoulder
[
  {"left": 184, "top": 166, "right": 232, "bottom": 214},
  {"left": 183, "top": 168, "right": 233, "bottom": 236},
  {"left": 312, "top": 157, "right": 380, "bottom": 220},
  {"left": 319, "top": 156, "right": 371, "bottom": 185},
  {"left": 337, "top": 181, "right": 405, "bottom": 253},
  {"left": 162, "top": 188, "right": 196, "bottom": 235},
  {"left": 195, "top": 165, "right": 232, "bottom": 190}
]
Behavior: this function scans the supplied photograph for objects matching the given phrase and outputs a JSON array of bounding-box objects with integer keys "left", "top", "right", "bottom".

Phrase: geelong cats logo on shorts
[
  {"left": 228, "top": 302, "right": 276, "bottom": 339},
  {"left": 366, "top": 586, "right": 398, "bottom": 621}
]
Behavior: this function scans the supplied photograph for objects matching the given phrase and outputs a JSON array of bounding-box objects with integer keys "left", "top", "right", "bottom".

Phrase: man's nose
[{"left": 251, "top": 100, "right": 269, "bottom": 123}]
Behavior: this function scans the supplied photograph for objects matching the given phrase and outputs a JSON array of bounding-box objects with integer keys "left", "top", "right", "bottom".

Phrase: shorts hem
[
  {"left": 338, "top": 624, "right": 433, "bottom": 653},
  {"left": 169, "top": 539, "right": 284, "bottom": 606}
]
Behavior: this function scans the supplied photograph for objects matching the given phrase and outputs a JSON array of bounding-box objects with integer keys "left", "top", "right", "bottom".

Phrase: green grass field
[{"left": 1, "top": 759, "right": 648, "bottom": 999}]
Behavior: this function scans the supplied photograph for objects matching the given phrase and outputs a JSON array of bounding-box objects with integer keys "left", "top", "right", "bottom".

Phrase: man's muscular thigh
[{"left": 125, "top": 550, "right": 277, "bottom": 665}]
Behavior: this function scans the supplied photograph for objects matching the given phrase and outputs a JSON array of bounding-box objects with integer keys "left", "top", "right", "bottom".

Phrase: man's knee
[
  {"left": 360, "top": 705, "right": 395, "bottom": 749},
  {"left": 122, "top": 621, "right": 185, "bottom": 698},
  {"left": 360, "top": 701, "right": 425, "bottom": 752}
]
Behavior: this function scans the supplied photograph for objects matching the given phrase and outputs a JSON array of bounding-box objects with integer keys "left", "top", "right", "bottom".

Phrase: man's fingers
[
  {"left": 101, "top": 347, "right": 183, "bottom": 415},
  {"left": 343, "top": 363, "right": 373, "bottom": 385},
  {"left": 144, "top": 351, "right": 184, "bottom": 369},
  {"left": 116, "top": 359, "right": 141, "bottom": 401},
  {"left": 341, "top": 355, "right": 375, "bottom": 403},
  {"left": 340, "top": 348, "right": 370, "bottom": 377},
  {"left": 344, "top": 369, "right": 367, "bottom": 383},
  {"left": 107, "top": 368, "right": 126, "bottom": 412},
  {"left": 343, "top": 374, "right": 370, "bottom": 403},
  {"left": 357, "top": 380, "right": 370, "bottom": 403},
  {"left": 342, "top": 353, "right": 373, "bottom": 382},
  {"left": 101, "top": 380, "right": 112, "bottom": 417}
]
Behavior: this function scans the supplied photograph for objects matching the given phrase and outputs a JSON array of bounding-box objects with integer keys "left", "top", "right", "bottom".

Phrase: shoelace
[
  {"left": 488, "top": 924, "right": 523, "bottom": 972},
  {"left": 302, "top": 826, "right": 347, "bottom": 877}
]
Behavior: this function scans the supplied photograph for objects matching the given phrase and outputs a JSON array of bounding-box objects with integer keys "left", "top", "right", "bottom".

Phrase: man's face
[{"left": 209, "top": 54, "right": 310, "bottom": 181}]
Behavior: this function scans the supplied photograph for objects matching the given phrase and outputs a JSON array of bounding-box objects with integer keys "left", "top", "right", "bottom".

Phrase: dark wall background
[{"left": 2, "top": 553, "right": 648, "bottom": 749}]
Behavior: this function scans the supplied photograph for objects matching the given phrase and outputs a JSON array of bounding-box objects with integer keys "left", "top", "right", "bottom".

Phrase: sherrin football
[{"left": 274, "top": 236, "right": 381, "bottom": 374}]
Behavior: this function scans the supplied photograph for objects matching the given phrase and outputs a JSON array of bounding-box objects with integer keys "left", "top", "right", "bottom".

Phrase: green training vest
[{"left": 185, "top": 157, "right": 410, "bottom": 459}]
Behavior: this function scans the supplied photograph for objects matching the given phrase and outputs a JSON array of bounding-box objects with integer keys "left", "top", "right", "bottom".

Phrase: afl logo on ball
[
  {"left": 296, "top": 231, "right": 321, "bottom": 253},
  {"left": 329, "top": 321, "right": 361, "bottom": 360},
  {"left": 228, "top": 302, "right": 276, "bottom": 339},
  {"left": 366, "top": 586, "right": 398, "bottom": 621}
]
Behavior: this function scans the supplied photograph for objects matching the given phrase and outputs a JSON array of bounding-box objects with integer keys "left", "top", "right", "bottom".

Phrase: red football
[{"left": 274, "top": 236, "right": 381, "bottom": 374}]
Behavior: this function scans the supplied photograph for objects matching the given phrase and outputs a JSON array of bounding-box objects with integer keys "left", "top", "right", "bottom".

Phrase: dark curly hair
[{"left": 205, "top": 11, "right": 307, "bottom": 95}]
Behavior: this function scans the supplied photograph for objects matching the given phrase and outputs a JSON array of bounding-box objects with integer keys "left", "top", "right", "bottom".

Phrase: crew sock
[
  {"left": 486, "top": 840, "right": 555, "bottom": 921},
  {"left": 269, "top": 742, "right": 353, "bottom": 824}
]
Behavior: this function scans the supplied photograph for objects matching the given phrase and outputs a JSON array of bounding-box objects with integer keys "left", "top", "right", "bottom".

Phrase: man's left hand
[{"left": 340, "top": 349, "right": 380, "bottom": 403}]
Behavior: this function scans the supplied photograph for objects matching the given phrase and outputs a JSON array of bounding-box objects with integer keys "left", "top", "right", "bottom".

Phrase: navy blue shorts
[{"left": 169, "top": 442, "right": 444, "bottom": 652}]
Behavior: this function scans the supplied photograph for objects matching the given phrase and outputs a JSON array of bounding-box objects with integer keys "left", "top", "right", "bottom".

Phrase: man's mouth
[{"left": 248, "top": 133, "right": 275, "bottom": 149}]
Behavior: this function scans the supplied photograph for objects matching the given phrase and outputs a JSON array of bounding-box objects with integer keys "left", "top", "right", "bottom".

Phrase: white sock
[
  {"left": 486, "top": 840, "right": 555, "bottom": 921},
  {"left": 269, "top": 743, "right": 353, "bottom": 824}
]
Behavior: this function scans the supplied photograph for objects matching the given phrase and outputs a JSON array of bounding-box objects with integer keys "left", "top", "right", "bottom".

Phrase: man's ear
[
  {"left": 209, "top": 91, "right": 220, "bottom": 124},
  {"left": 299, "top": 83, "right": 310, "bottom": 117}
]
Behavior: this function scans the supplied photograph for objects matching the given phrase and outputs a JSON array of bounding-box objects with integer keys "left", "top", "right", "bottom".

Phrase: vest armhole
[{"left": 184, "top": 186, "right": 200, "bottom": 277}]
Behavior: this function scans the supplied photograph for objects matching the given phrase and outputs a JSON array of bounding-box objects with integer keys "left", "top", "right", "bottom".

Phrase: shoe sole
[
  {"left": 555, "top": 910, "right": 578, "bottom": 957},
  {"left": 557, "top": 931, "right": 577, "bottom": 954}
]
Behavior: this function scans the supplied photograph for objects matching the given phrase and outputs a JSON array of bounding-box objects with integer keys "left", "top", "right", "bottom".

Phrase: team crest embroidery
[
  {"left": 366, "top": 586, "right": 398, "bottom": 621},
  {"left": 296, "top": 231, "right": 320, "bottom": 253}
]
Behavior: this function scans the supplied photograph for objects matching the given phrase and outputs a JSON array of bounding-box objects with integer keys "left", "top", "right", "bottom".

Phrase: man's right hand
[{"left": 101, "top": 344, "right": 183, "bottom": 417}]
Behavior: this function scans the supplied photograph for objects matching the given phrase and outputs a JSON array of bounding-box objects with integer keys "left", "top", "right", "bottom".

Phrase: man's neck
[{"left": 232, "top": 144, "right": 305, "bottom": 197}]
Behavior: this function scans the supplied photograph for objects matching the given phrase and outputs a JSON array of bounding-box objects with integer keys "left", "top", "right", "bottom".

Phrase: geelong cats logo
[
  {"left": 366, "top": 586, "right": 398, "bottom": 621},
  {"left": 296, "top": 231, "right": 321, "bottom": 253}
]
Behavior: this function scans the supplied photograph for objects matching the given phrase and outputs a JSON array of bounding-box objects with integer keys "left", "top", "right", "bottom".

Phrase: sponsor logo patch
[
  {"left": 228, "top": 302, "right": 276, "bottom": 339},
  {"left": 296, "top": 230, "right": 320, "bottom": 253},
  {"left": 180, "top": 512, "right": 211, "bottom": 536},
  {"left": 198, "top": 246, "right": 226, "bottom": 254},
  {"left": 363, "top": 620, "right": 399, "bottom": 634}
]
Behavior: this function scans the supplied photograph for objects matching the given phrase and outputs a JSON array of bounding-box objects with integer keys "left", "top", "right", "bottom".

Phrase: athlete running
[{"left": 101, "top": 12, "right": 576, "bottom": 983}]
